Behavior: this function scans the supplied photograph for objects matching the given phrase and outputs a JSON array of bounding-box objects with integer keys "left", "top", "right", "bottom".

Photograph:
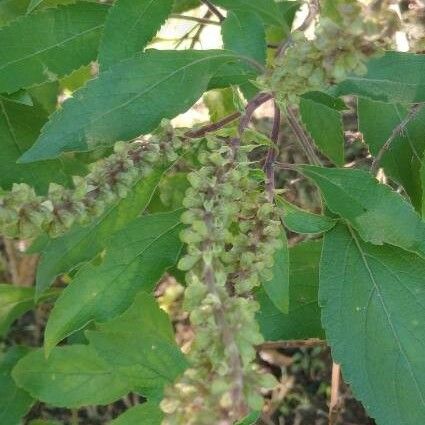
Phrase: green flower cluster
[
  {"left": 0, "top": 122, "right": 184, "bottom": 239},
  {"left": 161, "top": 137, "right": 281, "bottom": 425},
  {"left": 264, "top": 0, "right": 383, "bottom": 105}
]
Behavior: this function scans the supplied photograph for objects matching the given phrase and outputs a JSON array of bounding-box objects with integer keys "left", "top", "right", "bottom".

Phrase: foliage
[{"left": 0, "top": 1, "right": 424, "bottom": 424}]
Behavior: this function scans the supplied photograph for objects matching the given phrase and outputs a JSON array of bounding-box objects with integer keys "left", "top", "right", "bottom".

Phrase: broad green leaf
[
  {"left": 0, "top": 97, "right": 72, "bottom": 192},
  {"left": 0, "top": 2, "right": 108, "bottom": 94},
  {"left": 20, "top": 50, "right": 239, "bottom": 162},
  {"left": 333, "top": 51, "right": 425, "bottom": 104},
  {"left": 277, "top": 196, "right": 337, "bottom": 234},
  {"left": 299, "top": 93, "right": 345, "bottom": 165},
  {"left": 28, "top": 420, "right": 61, "bottom": 425},
  {"left": 0, "top": 347, "right": 33, "bottom": 425},
  {"left": 59, "top": 64, "right": 92, "bottom": 93},
  {"left": 27, "top": 0, "right": 76, "bottom": 13},
  {"left": 222, "top": 10, "right": 267, "bottom": 66},
  {"left": 110, "top": 402, "right": 163, "bottom": 425},
  {"left": 99, "top": 0, "right": 173, "bottom": 71},
  {"left": 321, "top": 223, "right": 425, "bottom": 425},
  {"left": 0, "top": 284, "right": 34, "bottom": 336},
  {"left": 87, "top": 292, "right": 187, "bottom": 399},
  {"left": 358, "top": 98, "right": 425, "bottom": 211},
  {"left": 1, "top": 90, "right": 33, "bottom": 106},
  {"left": 44, "top": 210, "right": 183, "bottom": 353},
  {"left": 300, "top": 165, "right": 425, "bottom": 257},
  {"left": 262, "top": 232, "right": 289, "bottom": 314},
  {"left": 212, "top": 0, "right": 289, "bottom": 29},
  {"left": 12, "top": 345, "right": 132, "bottom": 408},
  {"left": 172, "top": 0, "right": 199, "bottom": 13},
  {"left": 421, "top": 157, "right": 425, "bottom": 217},
  {"left": 36, "top": 166, "right": 166, "bottom": 297},
  {"left": 0, "top": 0, "right": 30, "bottom": 26},
  {"left": 256, "top": 241, "right": 324, "bottom": 341}
]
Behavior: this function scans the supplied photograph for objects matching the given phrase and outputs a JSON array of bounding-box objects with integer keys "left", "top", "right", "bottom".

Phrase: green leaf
[
  {"left": 0, "top": 284, "right": 58, "bottom": 336},
  {"left": 203, "top": 88, "right": 238, "bottom": 122},
  {"left": 358, "top": 98, "right": 425, "bottom": 211},
  {"left": 320, "top": 223, "right": 425, "bottom": 425},
  {"left": 1, "top": 90, "right": 33, "bottom": 106},
  {"left": 262, "top": 232, "right": 289, "bottom": 314},
  {"left": 12, "top": 345, "right": 132, "bottom": 408},
  {"left": 277, "top": 196, "right": 337, "bottom": 234},
  {"left": 300, "top": 165, "right": 425, "bottom": 258},
  {"left": 110, "top": 402, "right": 163, "bottom": 425},
  {"left": 333, "top": 52, "right": 425, "bottom": 104},
  {"left": 299, "top": 93, "right": 345, "bottom": 165},
  {"left": 99, "top": 0, "right": 173, "bottom": 71},
  {"left": 27, "top": 0, "right": 76, "bottom": 14},
  {"left": 0, "top": 2, "right": 108, "bottom": 94},
  {"left": 44, "top": 210, "right": 183, "bottom": 354},
  {"left": 20, "top": 50, "right": 239, "bottom": 162},
  {"left": 172, "top": 0, "right": 199, "bottom": 13},
  {"left": 0, "top": 98, "right": 72, "bottom": 193},
  {"left": 222, "top": 9, "right": 266, "bottom": 66},
  {"left": 0, "top": 346, "right": 34, "bottom": 425},
  {"left": 236, "top": 411, "right": 261, "bottom": 425},
  {"left": 86, "top": 292, "right": 187, "bottom": 399},
  {"left": 28, "top": 81, "right": 59, "bottom": 114},
  {"left": 256, "top": 241, "right": 324, "bottom": 341},
  {"left": 212, "top": 0, "right": 289, "bottom": 29},
  {"left": 36, "top": 166, "right": 166, "bottom": 297},
  {"left": 0, "top": 284, "right": 34, "bottom": 336},
  {"left": 0, "top": 0, "right": 30, "bottom": 27},
  {"left": 14, "top": 294, "right": 186, "bottom": 408}
]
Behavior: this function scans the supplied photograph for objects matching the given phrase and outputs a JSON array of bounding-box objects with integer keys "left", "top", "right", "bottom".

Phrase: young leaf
[
  {"left": 12, "top": 345, "right": 132, "bottom": 408},
  {"left": 300, "top": 165, "right": 425, "bottom": 258},
  {"left": 333, "top": 51, "right": 425, "bottom": 104},
  {"left": 98, "top": 0, "right": 173, "bottom": 71},
  {"left": 44, "top": 211, "right": 183, "bottom": 354},
  {"left": 19, "top": 50, "right": 240, "bottom": 162},
  {"left": 321, "top": 223, "right": 425, "bottom": 425},
  {"left": 0, "top": 98, "right": 72, "bottom": 193},
  {"left": 86, "top": 292, "right": 187, "bottom": 399},
  {"left": 222, "top": 9, "right": 267, "bottom": 66},
  {"left": 262, "top": 232, "right": 290, "bottom": 314},
  {"left": 110, "top": 402, "right": 163, "bottom": 425},
  {"left": 0, "top": 347, "right": 34, "bottom": 425},
  {"left": 236, "top": 411, "right": 261, "bottom": 425},
  {"left": 358, "top": 98, "right": 425, "bottom": 211},
  {"left": 36, "top": 166, "right": 167, "bottom": 296},
  {"left": 277, "top": 196, "right": 337, "bottom": 235},
  {"left": 256, "top": 241, "right": 325, "bottom": 341},
  {"left": 0, "top": 3, "right": 108, "bottom": 94},
  {"left": 299, "top": 93, "right": 345, "bottom": 166}
]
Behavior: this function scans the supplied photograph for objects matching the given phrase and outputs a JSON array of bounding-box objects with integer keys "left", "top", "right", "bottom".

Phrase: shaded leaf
[
  {"left": 36, "top": 166, "right": 166, "bottom": 296},
  {"left": 20, "top": 50, "right": 239, "bottom": 162},
  {"left": 277, "top": 196, "right": 337, "bottom": 234},
  {"left": 0, "top": 2, "right": 108, "bottom": 94},
  {"left": 44, "top": 211, "right": 183, "bottom": 353},
  {"left": 12, "top": 345, "right": 131, "bottom": 408},
  {"left": 358, "top": 98, "right": 425, "bottom": 211},
  {"left": 99, "top": 0, "right": 173, "bottom": 71},
  {"left": 333, "top": 51, "right": 425, "bottom": 104},
  {"left": 172, "top": 0, "right": 199, "bottom": 13},
  {"left": 0, "top": 98, "right": 72, "bottom": 192},
  {"left": 321, "top": 223, "right": 425, "bottom": 425},
  {"left": 0, "top": 284, "right": 34, "bottom": 336},
  {"left": 110, "top": 402, "right": 163, "bottom": 425},
  {"left": 300, "top": 165, "right": 425, "bottom": 257},
  {"left": 256, "top": 241, "right": 324, "bottom": 341},
  {"left": 236, "top": 411, "right": 261, "bottom": 425},
  {"left": 262, "top": 232, "right": 290, "bottom": 314},
  {"left": 87, "top": 292, "right": 187, "bottom": 399},
  {"left": 0, "top": 347, "right": 34, "bottom": 425},
  {"left": 300, "top": 93, "right": 345, "bottom": 165}
]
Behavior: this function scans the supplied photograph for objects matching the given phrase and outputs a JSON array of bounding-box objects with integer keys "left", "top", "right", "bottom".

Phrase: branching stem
[
  {"left": 170, "top": 14, "right": 221, "bottom": 25},
  {"left": 200, "top": 0, "right": 225, "bottom": 22}
]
